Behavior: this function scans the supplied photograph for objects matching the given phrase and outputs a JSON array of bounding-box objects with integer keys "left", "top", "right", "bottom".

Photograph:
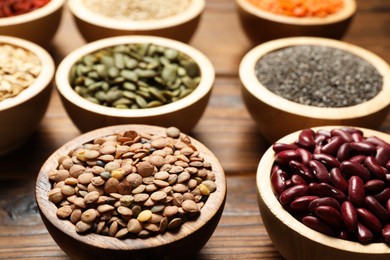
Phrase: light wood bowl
[
  {"left": 35, "top": 124, "right": 226, "bottom": 260},
  {"left": 257, "top": 126, "right": 390, "bottom": 260},
  {"left": 240, "top": 37, "right": 390, "bottom": 142},
  {"left": 0, "top": 36, "right": 55, "bottom": 156},
  {"left": 68, "top": 0, "right": 204, "bottom": 43},
  {"left": 55, "top": 35, "right": 215, "bottom": 134},
  {"left": 236, "top": 0, "right": 356, "bottom": 44},
  {"left": 0, "top": 0, "right": 65, "bottom": 47}
]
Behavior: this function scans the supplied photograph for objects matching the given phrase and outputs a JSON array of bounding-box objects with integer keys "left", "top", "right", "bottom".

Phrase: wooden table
[{"left": 1, "top": 0, "right": 389, "bottom": 258}]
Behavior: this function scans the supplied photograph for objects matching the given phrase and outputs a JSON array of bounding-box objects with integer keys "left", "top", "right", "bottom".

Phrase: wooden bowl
[
  {"left": 35, "top": 124, "right": 226, "bottom": 260},
  {"left": 236, "top": 0, "right": 356, "bottom": 44},
  {"left": 240, "top": 37, "right": 390, "bottom": 142},
  {"left": 0, "top": 36, "right": 55, "bottom": 156},
  {"left": 257, "top": 126, "right": 390, "bottom": 260},
  {"left": 68, "top": 0, "right": 205, "bottom": 43},
  {"left": 55, "top": 35, "right": 215, "bottom": 134},
  {"left": 0, "top": 0, "right": 65, "bottom": 47}
]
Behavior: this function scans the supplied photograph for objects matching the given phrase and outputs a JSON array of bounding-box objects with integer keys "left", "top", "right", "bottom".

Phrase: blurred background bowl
[
  {"left": 0, "top": 0, "right": 65, "bottom": 47},
  {"left": 257, "top": 126, "right": 390, "bottom": 260},
  {"left": 0, "top": 36, "right": 54, "bottom": 156},
  {"left": 36, "top": 124, "right": 226, "bottom": 260},
  {"left": 55, "top": 35, "right": 215, "bottom": 134},
  {"left": 236, "top": 0, "right": 356, "bottom": 44},
  {"left": 239, "top": 37, "right": 390, "bottom": 142},
  {"left": 68, "top": 0, "right": 205, "bottom": 43}
]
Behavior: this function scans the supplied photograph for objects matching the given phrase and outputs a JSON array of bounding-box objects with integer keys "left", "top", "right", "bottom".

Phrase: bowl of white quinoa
[
  {"left": 0, "top": 36, "right": 54, "bottom": 155},
  {"left": 68, "top": 0, "right": 205, "bottom": 43}
]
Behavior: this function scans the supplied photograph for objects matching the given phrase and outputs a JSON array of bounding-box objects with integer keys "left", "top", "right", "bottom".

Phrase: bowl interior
[
  {"left": 240, "top": 37, "right": 390, "bottom": 120},
  {"left": 257, "top": 126, "right": 390, "bottom": 255},
  {"left": 36, "top": 124, "right": 226, "bottom": 251},
  {"left": 236, "top": 0, "right": 356, "bottom": 25},
  {"left": 0, "top": 35, "right": 54, "bottom": 111},
  {"left": 55, "top": 35, "right": 214, "bottom": 118},
  {"left": 68, "top": 0, "right": 205, "bottom": 30}
]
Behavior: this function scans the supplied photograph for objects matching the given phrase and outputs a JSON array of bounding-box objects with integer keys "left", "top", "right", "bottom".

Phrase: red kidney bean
[
  {"left": 273, "top": 143, "right": 299, "bottom": 153},
  {"left": 382, "top": 224, "right": 390, "bottom": 243},
  {"left": 309, "top": 160, "right": 330, "bottom": 183},
  {"left": 291, "top": 174, "right": 307, "bottom": 186},
  {"left": 284, "top": 179, "right": 293, "bottom": 189},
  {"left": 298, "top": 129, "right": 316, "bottom": 150},
  {"left": 340, "top": 161, "right": 371, "bottom": 182},
  {"left": 331, "top": 128, "right": 353, "bottom": 143},
  {"left": 348, "top": 176, "right": 365, "bottom": 207},
  {"left": 357, "top": 222, "right": 374, "bottom": 244},
  {"left": 387, "top": 199, "right": 390, "bottom": 215},
  {"left": 356, "top": 208, "right": 382, "bottom": 233},
  {"left": 336, "top": 143, "right": 351, "bottom": 162},
  {"left": 275, "top": 150, "right": 301, "bottom": 165},
  {"left": 351, "top": 132, "right": 364, "bottom": 142},
  {"left": 309, "top": 197, "right": 341, "bottom": 213},
  {"left": 312, "top": 153, "right": 340, "bottom": 170},
  {"left": 314, "top": 134, "right": 327, "bottom": 145},
  {"left": 386, "top": 160, "right": 390, "bottom": 171},
  {"left": 315, "top": 205, "right": 343, "bottom": 228},
  {"left": 376, "top": 146, "right": 390, "bottom": 167},
  {"left": 349, "top": 142, "right": 376, "bottom": 155},
  {"left": 321, "top": 136, "right": 344, "bottom": 156},
  {"left": 329, "top": 168, "right": 348, "bottom": 193},
  {"left": 342, "top": 128, "right": 364, "bottom": 136},
  {"left": 341, "top": 201, "right": 358, "bottom": 232},
  {"left": 289, "top": 160, "right": 314, "bottom": 182},
  {"left": 279, "top": 184, "right": 308, "bottom": 206},
  {"left": 364, "top": 196, "right": 389, "bottom": 224},
  {"left": 295, "top": 148, "right": 312, "bottom": 166},
  {"left": 302, "top": 215, "right": 335, "bottom": 236},
  {"left": 364, "top": 156, "right": 387, "bottom": 181},
  {"left": 270, "top": 169, "right": 288, "bottom": 196},
  {"left": 308, "top": 182, "right": 319, "bottom": 194},
  {"left": 315, "top": 183, "right": 346, "bottom": 202},
  {"left": 348, "top": 155, "right": 367, "bottom": 164},
  {"left": 365, "top": 136, "right": 390, "bottom": 148},
  {"left": 374, "top": 188, "right": 390, "bottom": 203},
  {"left": 290, "top": 196, "right": 319, "bottom": 212},
  {"left": 338, "top": 230, "right": 351, "bottom": 240},
  {"left": 364, "top": 179, "right": 385, "bottom": 194}
]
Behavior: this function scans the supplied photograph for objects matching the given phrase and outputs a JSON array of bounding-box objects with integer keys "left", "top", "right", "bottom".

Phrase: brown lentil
[{"left": 48, "top": 127, "right": 217, "bottom": 239}]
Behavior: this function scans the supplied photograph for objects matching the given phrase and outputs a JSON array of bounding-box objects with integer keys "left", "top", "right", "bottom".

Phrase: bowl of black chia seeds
[
  {"left": 55, "top": 35, "right": 215, "bottom": 133},
  {"left": 240, "top": 37, "right": 390, "bottom": 142},
  {"left": 36, "top": 124, "right": 226, "bottom": 259},
  {"left": 67, "top": 0, "right": 204, "bottom": 43}
]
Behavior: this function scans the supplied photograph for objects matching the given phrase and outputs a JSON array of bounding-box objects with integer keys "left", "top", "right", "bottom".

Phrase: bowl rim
[
  {"left": 35, "top": 124, "right": 226, "bottom": 250},
  {"left": 0, "top": 0, "right": 65, "bottom": 26},
  {"left": 67, "top": 0, "right": 205, "bottom": 31},
  {"left": 239, "top": 37, "right": 390, "bottom": 120},
  {"left": 55, "top": 35, "right": 215, "bottom": 118},
  {"left": 0, "top": 35, "right": 55, "bottom": 111},
  {"left": 235, "top": 0, "right": 356, "bottom": 25},
  {"left": 257, "top": 125, "right": 390, "bottom": 254}
]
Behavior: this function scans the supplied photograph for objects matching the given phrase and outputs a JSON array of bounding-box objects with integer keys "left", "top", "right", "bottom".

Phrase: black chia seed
[{"left": 254, "top": 45, "right": 383, "bottom": 107}]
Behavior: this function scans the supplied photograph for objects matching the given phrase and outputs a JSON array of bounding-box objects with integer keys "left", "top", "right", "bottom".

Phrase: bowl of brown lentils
[
  {"left": 67, "top": 0, "right": 205, "bottom": 43},
  {"left": 240, "top": 37, "right": 390, "bottom": 142},
  {"left": 257, "top": 126, "right": 390, "bottom": 260},
  {"left": 55, "top": 35, "right": 215, "bottom": 133},
  {"left": 35, "top": 124, "right": 226, "bottom": 259},
  {"left": 0, "top": 35, "right": 54, "bottom": 156}
]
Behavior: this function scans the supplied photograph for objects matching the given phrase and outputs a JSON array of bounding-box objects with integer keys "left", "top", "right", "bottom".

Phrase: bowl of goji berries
[{"left": 0, "top": 0, "right": 65, "bottom": 47}]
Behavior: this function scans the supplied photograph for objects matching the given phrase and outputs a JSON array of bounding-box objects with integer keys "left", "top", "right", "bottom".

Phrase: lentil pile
[
  {"left": 0, "top": 44, "right": 41, "bottom": 102},
  {"left": 48, "top": 127, "right": 217, "bottom": 238},
  {"left": 255, "top": 45, "right": 383, "bottom": 107},
  {"left": 82, "top": 0, "right": 192, "bottom": 21},
  {"left": 0, "top": 0, "right": 51, "bottom": 18},
  {"left": 70, "top": 43, "right": 201, "bottom": 109},
  {"left": 271, "top": 127, "right": 390, "bottom": 244},
  {"left": 246, "top": 0, "right": 343, "bottom": 18}
]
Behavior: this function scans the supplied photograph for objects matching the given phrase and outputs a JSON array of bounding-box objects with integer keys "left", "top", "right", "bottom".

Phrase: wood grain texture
[{"left": 0, "top": 0, "right": 389, "bottom": 259}]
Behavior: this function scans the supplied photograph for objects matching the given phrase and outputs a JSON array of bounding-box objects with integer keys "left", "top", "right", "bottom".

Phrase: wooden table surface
[{"left": 1, "top": 0, "right": 390, "bottom": 259}]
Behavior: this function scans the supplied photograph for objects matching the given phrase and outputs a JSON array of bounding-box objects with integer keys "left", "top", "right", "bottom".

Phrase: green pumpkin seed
[
  {"left": 135, "top": 95, "right": 147, "bottom": 108},
  {"left": 114, "top": 53, "right": 125, "bottom": 69},
  {"left": 123, "top": 82, "right": 137, "bottom": 91},
  {"left": 124, "top": 55, "right": 138, "bottom": 69},
  {"left": 164, "top": 49, "right": 178, "bottom": 60},
  {"left": 120, "top": 70, "right": 138, "bottom": 82},
  {"left": 146, "top": 100, "right": 164, "bottom": 108},
  {"left": 108, "top": 67, "right": 119, "bottom": 78},
  {"left": 135, "top": 69, "right": 157, "bottom": 78},
  {"left": 122, "top": 90, "right": 136, "bottom": 99}
]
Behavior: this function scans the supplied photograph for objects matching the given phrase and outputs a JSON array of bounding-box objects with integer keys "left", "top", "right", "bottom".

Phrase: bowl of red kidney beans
[
  {"left": 0, "top": 0, "right": 65, "bottom": 47},
  {"left": 257, "top": 126, "right": 390, "bottom": 260}
]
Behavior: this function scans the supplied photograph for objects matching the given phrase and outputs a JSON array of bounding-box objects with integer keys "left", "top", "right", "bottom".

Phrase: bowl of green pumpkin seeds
[{"left": 55, "top": 35, "right": 215, "bottom": 133}]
